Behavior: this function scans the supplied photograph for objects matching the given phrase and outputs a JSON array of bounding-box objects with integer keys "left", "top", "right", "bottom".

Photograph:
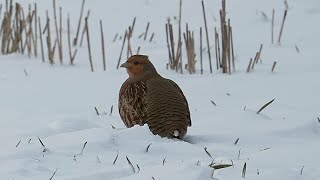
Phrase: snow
[{"left": 1, "top": 0, "right": 320, "bottom": 179}]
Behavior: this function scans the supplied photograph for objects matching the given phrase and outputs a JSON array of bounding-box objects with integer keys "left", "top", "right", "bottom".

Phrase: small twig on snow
[
  {"left": 80, "top": 141, "right": 87, "bottom": 155},
  {"left": 234, "top": 138, "right": 240, "bottom": 145},
  {"left": 210, "top": 100, "right": 217, "bottom": 106},
  {"left": 96, "top": 156, "right": 102, "bottom": 163},
  {"left": 145, "top": 143, "right": 152, "bottom": 152},
  {"left": 16, "top": 140, "right": 22, "bottom": 147},
  {"left": 242, "top": 162, "right": 247, "bottom": 178},
  {"left": 257, "top": 98, "right": 275, "bottom": 114},
  {"left": 94, "top": 107, "right": 100, "bottom": 115},
  {"left": 204, "top": 147, "right": 213, "bottom": 159},
  {"left": 300, "top": 165, "right": 304, "bottom": 175},
  {"left": 162, "top": 157, "right": 166, "bottom": 166},
  {"left": 259, "top": 147, "right": 270, "bottom": 151},
  {"left": 49, "top": 167, "right": 58, "bottom": 180},
  {"left": 126, "top": 156, "right": 136, "bottom": 173},
  {"left": 113, "top": 151, "right": 118, "bottom": 165}
]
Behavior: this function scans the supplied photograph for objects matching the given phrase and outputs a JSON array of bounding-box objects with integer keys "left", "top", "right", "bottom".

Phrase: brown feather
[
  {"left": 118, "top": 55, "right": 192, "bottom": 139},
  {"left": 119, "top": 80, "right": 147, "bottom": 127}
]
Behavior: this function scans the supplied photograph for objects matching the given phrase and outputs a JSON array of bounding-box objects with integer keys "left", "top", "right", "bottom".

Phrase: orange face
[{"left": 120, "top": 55, "right": 150, "bottom": 78}]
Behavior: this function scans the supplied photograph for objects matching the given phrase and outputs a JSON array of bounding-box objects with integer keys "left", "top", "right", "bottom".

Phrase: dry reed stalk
[
  {"left": 271, "top": 9, "right": 275, "bottom": 44},
  {"left": 80, "top": 10, "right": 90, "bottom": 46},
  {"left": 183, "top": 33, "right": 189, "bottom": 71},
  {"left": 16, "top": 4, "right": 24, "bottom": 53},
  {"left": 53, "top": 0, "right": 62, "bottom": 63},
  {"left": 136, "top": 46, "right": 141, "bottom": 54},
  {"left": 9, "top": 0, "right": 13, "bottom": 15},
  {"left": 38, "top": 17, "right": 45, "bottom": 62},
  {"left": 255, "top": 44, "right": 263, "bottom": 63},
  {"left": 5, "top": 0, "right": 8, "bottom": 12},
  {"left": 183, "top": 25, "right": 189, "bottom": 65},
  {"left": 116, "top": 30, "right": 127, "bottom": 69},
  {"left": 85, "top": 17, "right": 94, "bottom": 72},
  {"left": 165, "top": 24, "right": 172, "bottom": 65},
  {"left": 0, "top": 4, "right": 3, "bottom": 33},
  {"left": 130, "top": 17, "right": 136, "bottom": 35},
  {"left": 284, "top": 0, "right": 289, "bottom": 10},
  {"left": 45, "top": 11, "right": 54, "bottom": 64},
  {"left": 246, "top": 58, "right": 252, "bottom": 73},
  {"left": 0, "top": 4, "right": 2, "bottom": 19},
  {"left": 113, "top": 33, "right": 118, "bottom": 42},
  {"left": 200, "top": 27, "right": 203, "bottom": 74},
  {"left": 1, "top": 9, "right": 12, "bottom": 54},
  {"left": 10, "top": 3, "right": 22, "bottom": 53},
  {"left": 251, "top": 52, "right": 259, "bottom": 69},
  {"left": 42, "top": 16, "right": 48, "bottom": 33},
  {"left": 271, "top": 61, "right": 277, "bottom": 72},
  {"left": 52, "top": 38, "right": 58, "bottom": 60},
  {"left": 67, "top": 15, "right": 72, "bottom": 63},
  {"left": 220, "top": 0, "right": 227, "bottom": 73},
  {"left": 149, "top": 32, "right": 154, "bottom": 42},
  {"left": 227, "top": 19, "right": 231, "bottom": 74},
  {"left": 26, "top": 7, "right": 34, "bottom": 58},
  {"left": 126, "top": 29, "right": 131, "bottom": 60},
  {"left": 127, "top": 26, "right": 133, "bottom": 59},
  {"left": 74, "top": 0, "right": 85, "bottom": 46},
  {"left": 138, "top": 32, "right": 144, "bottom": 39},
  {"left": 214, "top": 28, "right": 219, "bottom": 70},
  {"left": 143, "top": 22, "right": 150, "bottom": 41},
  {"left": 190, "top": 31, "right": 196, "bottom": 73},
  {"left": 100, "top": 20, "right": 106, "bottom": 71},
  {"left": 183, "top": 25, "right": 196, "bottom": 74},
  {"left": 30, "top": 11, "right": 37, "bottom": 58},
  {"left": 177, "top": 0, "right": 183, "bottom": 74},
  {"left": 295, "top": 45, "right": 300, "bottom": 53},
  {"left": 168, "top": 21, "right": 176, "bottom": 68},
  {"left": 21, "top": 8, "right": 29, "bottom": 54},
  {"left": 201, "top": 0, "right": 213, "bottom": 73},
  {"left": 230, "top": 26, "right": 235, "bottom": 71},
  {"left": 34, "top": 3, "right": 37, "bottom": 57},
  {"left": 59, "top": 7, "right": 63, "bottom": 63},
  {"left": 176, "top": 40, "right": 183, "bottom": 73},
  {"left": 68, "top": 15, "right": 77, "bottom": 64},
  {"left": 221, "top": 19, "right": 227, "bottom": 73},
  {"left": 216, "top": 28, "right": 221, "bottom": 68},
  {"left": 278, "top": 9, "right": 287, "bottom": 44}
]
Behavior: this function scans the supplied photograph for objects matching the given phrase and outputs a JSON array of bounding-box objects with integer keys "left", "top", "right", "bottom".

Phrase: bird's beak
[{"left": 120, "top": 61, "right": 129, "bottom": 68}]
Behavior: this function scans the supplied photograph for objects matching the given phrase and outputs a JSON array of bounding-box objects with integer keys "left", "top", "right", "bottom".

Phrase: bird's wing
[
  {"left": 118, "top": 80, "right": 148, "bottom": 127},
  {"left": 168, "top": 80, "right": 192, "bottom": 126}
]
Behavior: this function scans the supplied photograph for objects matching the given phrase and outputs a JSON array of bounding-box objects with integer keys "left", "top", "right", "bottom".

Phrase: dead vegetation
[
  {"left": 0, "top": 0, "right": 289, "bottom": 75},
  {"left": 0, "top": 0, "right": 98, "bottom": 71}
]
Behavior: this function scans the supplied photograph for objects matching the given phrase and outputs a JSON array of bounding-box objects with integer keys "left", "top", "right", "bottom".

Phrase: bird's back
[{"left": 146, "top": 77, "right": 191, "bottom": 138}]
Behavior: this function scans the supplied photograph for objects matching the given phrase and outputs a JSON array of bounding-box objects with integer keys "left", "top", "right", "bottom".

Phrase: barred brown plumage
[{"left": 118, "top": 55, "right": 191, "bottom": 139}]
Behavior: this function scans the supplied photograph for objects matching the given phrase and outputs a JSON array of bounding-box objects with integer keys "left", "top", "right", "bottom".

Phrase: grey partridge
[{"left": 118, "top": 55, "right": 191, "bottom": 139}]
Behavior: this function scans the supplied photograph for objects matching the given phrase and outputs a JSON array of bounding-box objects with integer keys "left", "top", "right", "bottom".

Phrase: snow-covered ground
[{"left": 1, "top": 0, "right": 320, "bottom": 179}]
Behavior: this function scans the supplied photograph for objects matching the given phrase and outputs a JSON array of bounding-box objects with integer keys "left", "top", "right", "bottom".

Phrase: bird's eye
[{"left": 133, "top": 62, "right": 139, "bottom": 65}]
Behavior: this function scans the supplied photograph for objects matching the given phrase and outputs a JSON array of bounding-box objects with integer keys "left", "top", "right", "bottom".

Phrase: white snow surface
[{"left": 1, "top": 0, "right": 320, "bottom": 179}]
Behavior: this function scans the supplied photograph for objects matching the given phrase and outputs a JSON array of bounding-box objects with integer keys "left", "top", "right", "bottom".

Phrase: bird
[{"left": 118, "top": 55, "right": 191, "bottom": 139}]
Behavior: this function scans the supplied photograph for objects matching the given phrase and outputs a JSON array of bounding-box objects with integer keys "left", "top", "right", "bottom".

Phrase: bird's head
[{"left": 120, "top": 55, "right": 158, "bottom": 78}]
